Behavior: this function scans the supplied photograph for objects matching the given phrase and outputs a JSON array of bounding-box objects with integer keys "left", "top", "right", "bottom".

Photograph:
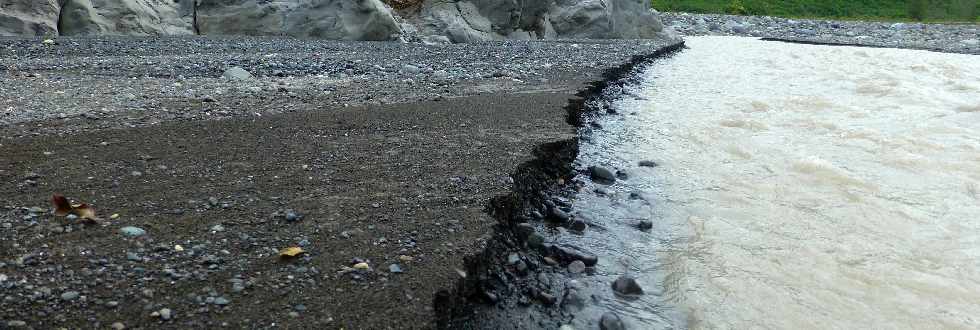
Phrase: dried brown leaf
[{"left": 51, "top": 194, "right": 72, "bottom": 216}]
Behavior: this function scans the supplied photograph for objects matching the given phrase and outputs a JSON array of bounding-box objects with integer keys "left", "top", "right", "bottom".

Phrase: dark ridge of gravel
[
  {"left": 0, "top": 36, "right": 680, "bottom": 329},
  {"left": 659, "top": 12, "right": 979, "bottom": 54},
  {"left": 435, "top": 42, "right": 687, "bottom": 330}
]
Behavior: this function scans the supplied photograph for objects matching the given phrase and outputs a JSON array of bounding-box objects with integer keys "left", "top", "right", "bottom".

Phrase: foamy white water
[{"left": 626, "top": 37, "right": 980, "bottom": 329}]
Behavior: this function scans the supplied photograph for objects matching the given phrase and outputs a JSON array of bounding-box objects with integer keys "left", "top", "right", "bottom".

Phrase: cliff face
[{"left": 0, "top": 0, "right": 676, "bottom": 42}]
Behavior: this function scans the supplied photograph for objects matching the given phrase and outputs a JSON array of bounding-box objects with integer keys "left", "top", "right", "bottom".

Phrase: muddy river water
[{"left": 570, "top": 36, "right": 980, "bottom": 329}]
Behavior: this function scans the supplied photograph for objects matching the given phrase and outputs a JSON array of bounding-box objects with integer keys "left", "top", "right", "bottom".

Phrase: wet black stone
[
  {"left": 612, "top": 275, "right": 644, "bottom": 296},
  {"left": 589, "top": 166, "right": 616, "bottom": 184},
  {"left": 615, "top": 170, "right": 629, "bottom": 180},
  {"left": 568, "top": 219, "right": 587, "bottom": 232},
  {"left": 536, "top": 291, "right": 557, "bottom": 306},
  {"left": 636, "top": 221, "right": 653, "bottom": 231},
  {"left": 546, "top": 244, "right": 598, "bottom": 266},
  {"left": 515, "top": 223, "right": 535, "bottom": 240},
  {"left": 600, "top": 312, "right": 626, "bottom": 330},
  {"left": 638, "top": 160, "right": 658, "bottom": 167},
  {"left": 548, "top": 208, "right": 571, "bottom": 223}
]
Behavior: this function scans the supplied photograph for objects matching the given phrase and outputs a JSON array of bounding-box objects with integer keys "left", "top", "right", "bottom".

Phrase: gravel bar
[
  {"left": 0, "top": 36, "right": 678, "bottom": 329},
  {"left": 660, "top": 12, "right": 979, "bottom": 54}
]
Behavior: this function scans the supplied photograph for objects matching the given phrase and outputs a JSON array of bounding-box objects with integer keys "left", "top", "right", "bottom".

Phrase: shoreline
[
  {"left": 660, "top": 12, "right": 979, "bottom": 54},
  {"left": 0, "top": 37, "right": 680, "bottom": 329},
  {"left": 437, "top": 42, "right": 686, "bottom": 328}
]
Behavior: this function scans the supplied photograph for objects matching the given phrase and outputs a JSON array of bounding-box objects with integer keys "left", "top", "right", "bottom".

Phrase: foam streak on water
[{"left": 578, "top": 37, "right": 980, "bottom": 329}]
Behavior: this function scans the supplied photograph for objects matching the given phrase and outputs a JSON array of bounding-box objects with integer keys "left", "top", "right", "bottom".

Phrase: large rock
[
  {"left": 0, "top": 0, "right": 61, "bottom": 36},
  {"left": 550, "top": 0, "right": 666, "bottom": 39},
  {"left": 59, "top": 0, "right": 195, "bottom": 36},
  {"left": 197, "top": 0, "right": 401, "bottom": 40},
  {"left": 405, "top": 0, "right": 675, "bottom": 43}
]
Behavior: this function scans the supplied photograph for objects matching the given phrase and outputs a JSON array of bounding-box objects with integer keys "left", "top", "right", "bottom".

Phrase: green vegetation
[{"left": 651, "top": 0, "right": 979, "bottom": 22}]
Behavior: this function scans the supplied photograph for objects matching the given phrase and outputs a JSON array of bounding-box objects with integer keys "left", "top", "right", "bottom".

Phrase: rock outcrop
[
  {"left": 0, "top": 0, "right": 60, "bottom": 36},
  {"left": 404, "top": 0, "right": 675, "bottom": 43},
  {"left": 196, "top": 0, "right": 401, "bottom": 40},
  {"left": 59, "top": 0, "right": 195, "bottom": 36},
  {"left": 0, "top": 0, "right": 676, "bottom": 42}
]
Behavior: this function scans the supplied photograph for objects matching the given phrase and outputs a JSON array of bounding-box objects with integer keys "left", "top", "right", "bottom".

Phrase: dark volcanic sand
[{"left": 0, "top": 37, "right": 678, "bottom": 329}]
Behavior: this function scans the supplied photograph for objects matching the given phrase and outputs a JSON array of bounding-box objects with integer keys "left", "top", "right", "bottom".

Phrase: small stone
[
  {"left": 111, "top": 322, "right": 126, "bottom": 330},
  {"left": 600, "top": 312, "right": 626, "bottom": 330},
  {"left": 158, "top": 308, "right": 172, "bottom": 320},
  {"left": 126, "top": 252, "right": 142, "bottom": 262},
  {"left": 288, "top": 311, "right": 300, "bottom": 318},
  {"left": 401, "top": 64, "right": 422, "bottom": 74},
  {"left": 213, "top": 297, "right": 230, "bottom": 306},
  {"left": 636, "top": 221, "right": 653, "bottom": 230},
  {"left": 568, "top": 219, "right": 587, "bottom": 232},
  {"left": 526, "top": 232, "right": 545, "bottom": 249},
  {"left": 567, "top": 260, "right": 586, "bottom": 274},
  {"left": 388, "top": 264, "right": 403, "bottom": 274},
  {"left": 638, "top": 160, "right": 658, "bottom": 167},
  {"left": 223, "top": 67, "right": 253, "bottom": 81},
  {"left": 537, "top": 291, "right": 557, "bottom": 305},
  {"left": 285, "top": 211, "right": 301, "bottom": 222},
  {"left": 548, "top": 208, "right": 571, "bottom": 223},
  {"left": 589, "top": 166, "right": 616, "bottom": 184},
  {"left": 119, "top": 226, "right": 146, "bottom": 237},
  {"left": 211, "top": 224, "right": 225, "bottom": 232},
  {"left": 7, "top": 321, "right": 27, "bottom": 327},
  {"left": 507, "top": 253, "right": 521, "bottom": 265},
  {"left": 61, "top": 291, "right": 80, "bottom": 301},
  {"left": 353, "top": 262, "right": 371, "bottom": 271},
  {"left": 612, "top": 275, "right": 644, "bottom": 296}
]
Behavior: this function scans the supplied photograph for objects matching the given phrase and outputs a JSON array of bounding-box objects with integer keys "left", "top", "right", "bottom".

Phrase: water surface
[{"left": 572, "top": 36, "right": 980, "bottom": 329}]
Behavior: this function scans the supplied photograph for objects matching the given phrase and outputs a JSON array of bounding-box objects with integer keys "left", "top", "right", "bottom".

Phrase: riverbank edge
[{"left": 434, "top": 40, "right": 687, "bottom": 328}]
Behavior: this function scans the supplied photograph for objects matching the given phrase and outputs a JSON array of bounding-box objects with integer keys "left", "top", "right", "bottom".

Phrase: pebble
[
  {"left": 388, "top": 264, "right": 404, "bottom": 274},
  {"left": 111, "top": 322, "right": 126, "bottom": 330},
  {"left": 213, "top": 297, "right": 230, "bottom": 306},
  {"left": 612, "top": 275, "right": 644, "bottom": 296},
  {"left": 119, "top": 226, "right": 146, "bottom": 237},
  {"left": 223, "top": 66, "right": 254, "bottom": 81},
  {"left": 638, "top": 162, "right": 661, "bottom": 173},
  {"left": 61, "top": 291, "right": 80, "bottom": 301},
  {"left": 507, "top": 253, "right": 521, "bottom": 265},
  {"left": 126, "top": 252, "right": 142, "bottom": 262},
  {"left": 211, "top": 224, "right": 225, "bottom": 232},
  {"left": 567, "top": 260, "right": 586, "bottom": 274},
  {"left": 285, "top": 211, "right": 301, "bottom": 222},
  {"left": 157, "top": 308, "right": 173, "bottom": 320},
  {"left": 7, "top": 321, "right": 27, "bottom": 327},
  {"left": 589, "top": 166, "right": 616, "bottom": 183},
  {"left": 600, "top": 312, "right": 626, "bottom": 330},
  {"left": 636, "top": 220, "right": 653, "bottom": 230}
]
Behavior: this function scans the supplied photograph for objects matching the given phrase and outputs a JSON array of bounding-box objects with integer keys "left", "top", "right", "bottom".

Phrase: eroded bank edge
[{"left": 432, "top": 40, "right": 687, "bottom": 329}]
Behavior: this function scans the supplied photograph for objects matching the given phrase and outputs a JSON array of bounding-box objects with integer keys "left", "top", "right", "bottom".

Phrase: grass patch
[{"left": 651, "top": 0, "right": 979, "bottom": 22}]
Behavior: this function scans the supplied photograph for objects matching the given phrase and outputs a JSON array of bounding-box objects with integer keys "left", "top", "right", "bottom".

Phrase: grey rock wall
[
  {"left": 0, "top": 0, "right": 61, "bottom": 36},
  {"left": 59, "top": 0, "right": 195, "bottom": 36},
  {"left": 0, "top": 0, "right": 676, "bottom": 42},
  {"left": 196, "top": 0, "right": 400, "bottom": 40}
]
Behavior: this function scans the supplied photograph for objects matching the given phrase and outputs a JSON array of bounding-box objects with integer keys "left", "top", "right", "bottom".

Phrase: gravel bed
[{"left": 660, "top": 12, "right": 979, "bottom": 54}]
